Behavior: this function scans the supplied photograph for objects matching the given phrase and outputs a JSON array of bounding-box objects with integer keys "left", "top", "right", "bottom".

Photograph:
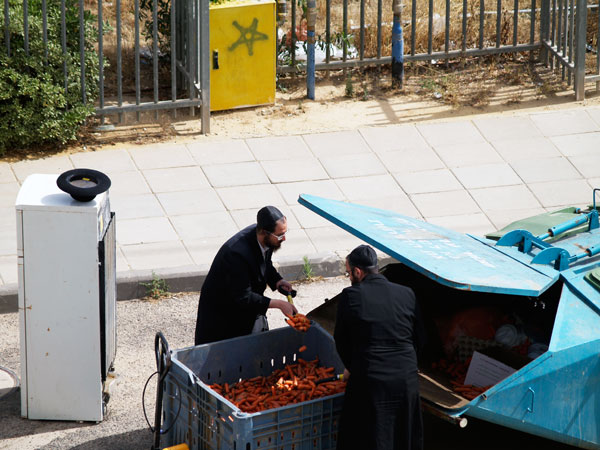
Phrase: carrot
[{"left": 298, "top": 345, "right": 307, "bottom": 353}]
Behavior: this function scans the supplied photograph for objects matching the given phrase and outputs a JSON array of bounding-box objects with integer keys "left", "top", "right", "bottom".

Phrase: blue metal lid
[{"left": 299, "top": 194, "right": 557, "bottom": 296}]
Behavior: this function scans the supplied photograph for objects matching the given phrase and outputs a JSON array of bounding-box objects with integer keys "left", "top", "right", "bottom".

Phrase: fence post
[
  {"left": 391, "top": 0, "right": 403, "bottom": 88},
  {"left": 540, "top": 0, "right": 550, "bottom": 64},
  {"left": 199, "top": 0, "right": 210, "bottom": 133},
  {"left": 306, "top": 0, "right": 317, "bottom": 99},
  {"left": 574, "top": 0, "right": 587, "bottom": 100}
]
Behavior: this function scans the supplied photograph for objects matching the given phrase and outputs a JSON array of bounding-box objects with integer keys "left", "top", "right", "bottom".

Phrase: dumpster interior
[{"left": 307, "top": 262, "right": 563, "bottom": 410}]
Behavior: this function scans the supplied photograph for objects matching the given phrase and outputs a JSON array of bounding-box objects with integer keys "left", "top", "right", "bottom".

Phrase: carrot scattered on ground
[{"left": 298, "top": 345, "right": 307, "bottom": 352}]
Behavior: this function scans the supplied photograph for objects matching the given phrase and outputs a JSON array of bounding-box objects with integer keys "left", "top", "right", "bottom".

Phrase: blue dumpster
[{"left": 299, "top": 193, "right": 600, "bottom": 450}]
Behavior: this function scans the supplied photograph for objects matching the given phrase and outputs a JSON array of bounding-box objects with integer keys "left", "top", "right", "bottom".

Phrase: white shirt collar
[{"left": 257, "top": 237, "right": 268, "bottom": 259}]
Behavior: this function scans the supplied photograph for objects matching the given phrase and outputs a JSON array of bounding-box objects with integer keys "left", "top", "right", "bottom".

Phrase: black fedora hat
[{"left": 56, "top": 168, "right": 112, "bottom": 202}]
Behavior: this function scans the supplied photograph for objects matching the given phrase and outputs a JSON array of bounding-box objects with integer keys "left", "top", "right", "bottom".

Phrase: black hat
[
  {"left": 56, "top": 168, "right": 111, "bottom": 202},
  {"left": 257, "top": 206, "right": 284, "bottom": 232},
  {"left": 347, "top": 244, "right": 378, "bottom": 269}
]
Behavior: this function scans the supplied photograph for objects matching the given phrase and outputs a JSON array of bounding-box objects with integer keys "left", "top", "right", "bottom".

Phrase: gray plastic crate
[{"left": 161, "top": 322, "right": 345, "bottom": 450}]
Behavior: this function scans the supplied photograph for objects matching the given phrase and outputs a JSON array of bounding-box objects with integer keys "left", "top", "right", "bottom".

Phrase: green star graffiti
[{"left": 228, "top": 18, "right": 268, "bottom": 56}]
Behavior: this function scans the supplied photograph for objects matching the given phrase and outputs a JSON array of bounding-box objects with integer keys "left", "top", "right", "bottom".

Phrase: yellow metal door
[{"left": 210, "top": 0, "right": 276, "bottom": 111}]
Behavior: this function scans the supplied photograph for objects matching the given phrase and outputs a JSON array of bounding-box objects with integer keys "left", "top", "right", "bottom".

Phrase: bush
[{"left": 0, "top": 0, "right": 101, "bottom": 154}]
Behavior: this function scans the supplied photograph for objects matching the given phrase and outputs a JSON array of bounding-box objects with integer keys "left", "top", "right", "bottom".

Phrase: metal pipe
[
  {"left": 496, "top": 0, "right": 501, "bottom": 47},
  {"left": 421, "top": 402, "right": 468, "bottom": 428},
  {"left": 343, "top": 0, "right": 348, "bottom": 63},
  {"left": 171, "top": 0, "right": 177, "bottom": 119},
  {"left": 79, "top": 0, "right": 86, "bottom": 104},
  {"left": 513, "top": 0, "right": 518, "bottom": 46},
  {"left": 392, "top": 0, "right": 404, "bottom": 88},
  {"left": 377, "top": 0, "right": 383, "bottom": 59},
  {"left": 427, "top": 0, "right": 433, "bottom": 54},
  {"left": 568, "top": 0, "right": 574, "bottom": 85},
  {"left": 360, "top": 0, "right": 365, "bottom": 60},
  {"left": 326, "top": 0, "right": 331, "bottom": 65},
  {"left": 307, "top": 0, "right": 316, "bottom": 99},
  {"left": 411, "top": 0, "right": 416, "bottom": 55},
  {"left": 134, "top": 0, "right": 141, "bottom": 121},
  {"left": 200, "top": 0, "right": 210, "bottom": 132},
  {"left": 462, "top": 0, "right": 467, "bottom": 52},
  {"left": 117, "top": 0, "right": 123, "bottom": 123},
  {"left": 444, "top": 0, "right": 450, "bottom": 55},
  {"left": 291, "top": 0, "right": 296, "bottom": 69},
  {"left": 153, "top": 0, "right": 159, "bottom": 119},
  {"left": 574, "top": 0, "right": 587, "bottom": 99},
  {"left": 98, "top": 0, "right": 104, "bottom": 123},
  {"left": 480, "top": 0, "right": 485, "bottom": 49}
]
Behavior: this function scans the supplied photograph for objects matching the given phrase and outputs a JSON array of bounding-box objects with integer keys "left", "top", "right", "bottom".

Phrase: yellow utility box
[{"left": 210, "top": 0, "right": 276, "bottom": 111}]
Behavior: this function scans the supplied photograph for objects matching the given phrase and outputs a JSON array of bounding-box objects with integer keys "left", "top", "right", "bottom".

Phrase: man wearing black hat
[
  {"left": 194, "top": 206, "right": 297, "bottom": 345},
  {"left": 334, "top": 244, "right": 425, "bottom": 450}
]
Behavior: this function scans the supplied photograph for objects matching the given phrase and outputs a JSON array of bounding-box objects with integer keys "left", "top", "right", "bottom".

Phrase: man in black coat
[
  {"left": 194, "top": 206, "right": 297, "bottom": 345},
  {"left": 334, "top": 245, "right": 425, "bottom": 450}
]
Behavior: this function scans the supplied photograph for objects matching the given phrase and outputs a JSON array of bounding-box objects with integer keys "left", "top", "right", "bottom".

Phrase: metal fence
[{"left": 279, "top": 0, "right": 600, "bottom": 98}]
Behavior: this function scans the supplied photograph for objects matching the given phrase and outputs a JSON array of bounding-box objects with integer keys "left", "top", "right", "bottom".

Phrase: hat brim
[{"left": 57, "top": 168, "right": 112, "bottom": 202}]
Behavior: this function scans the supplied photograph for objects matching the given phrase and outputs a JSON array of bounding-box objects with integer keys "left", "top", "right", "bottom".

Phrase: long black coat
[
  {"left": 334, "top": 273, "right": 425, "bottom": 450},
  {"left": 194, "top": 225, "right": 282, "bottom": 345}
]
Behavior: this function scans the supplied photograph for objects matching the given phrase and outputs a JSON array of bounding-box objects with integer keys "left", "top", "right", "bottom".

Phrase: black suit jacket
[{"left": 195, "top": 225, "right": 282, "bottom": 345}]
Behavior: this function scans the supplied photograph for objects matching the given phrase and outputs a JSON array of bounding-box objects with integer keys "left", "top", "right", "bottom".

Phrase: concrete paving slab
[
  {"left": 143, "top": 166, "right": 210, "bottom": 193},
  {"left": 187, "top": 140, "right": 254, "bottom": 165},
  {"left": 116, "top": 246, "right": 130, "bottom": 273},
  {"left": 290, "top": 204, "right": 335, "bottom": 228},
  {"left": 106, "top": 171, "right": 152, "bottom": 196},
  {"left": 587, "top": 106, "right": 600, "bottom": 126},
  {"left": 156, "top": 189, "right": 225, "bottom": 216},
  {"left": 0, "top": 163, "right": 16, "bottom": 184},
  {"left": 0, "top": 182, "right": 19, "bottom": 208},
  {"left": 511, "top": 157, "right": 582, "bottom": 183},
  {"left": 434, "top": 141, "right": 503, "bottom": 168},
  {"left": 529, "top": 109, "right": 600, "bottom": 136},
  {"left": 117, "top": 217, "right": 179, "bottom": 245},
  {"left": 11, "top": 155, "right": 73, "bottom": 183},
  {"left": 394, "top": 169, "right": 462, "bottom": 194},
  {"left": 127, "top": 143, "right": 194, "bottom": 170},
  {"left": 528, "top": 179, "right": 593, "bottom": 208},
  {"left": 276, "top": 179, "right": 345, "bottom": 205},
  {"left": 359, "top": 124, "right": 432, "bottom": 153},
  {"left": 568, "top": 154, "right": 600, "bottom": 179},
  {"left": 110, "top": 193, "right": 165, "bottom": 220},
  {"left": 410, "top": 189, "right": 480, "bottom": 218},
  {"left": 485, "top": 207, "right": 548, "bottom": 230},
  {"left": 229, "top": 205, "right": 300, "bottom": 230},
  {"left": 271, "top": 229, "right": 317, "bottom": 260},
  {"left": 305, "top": 226, "right": 364, "bottom": 254},
  {"left": 473, "top": 116, "right": 543, "bottom": 142},
  {"left": 0, "top": 255, "right": 16, "bottom": 285},
  {"left": 452, "top": 163, "right": 521, "bottom": 189},
  {"left": 355, "top": 195, "right": 423, "bottom": 218},
  {"left": 469, "top": 184, "right": 541, "bottom": 211},
  {"left": 183, "top": 238, "right": 223, "bottom": 266},
  {"left": 417, "top": 121, "right": 486, "bottom": 147},
  {"left": 246, "top": 136, "right": 312, "bottom": 160},
  {"left": 491, "top": 137, "right": 561, "bottom": 162},
  {"left": 426, "top": 213, "right": 496, "bottom": 236},
  {"left": 302, "top": 130, "right": 371, "bottom": 157},
  {"left": 550, "top": 132, "right": 600, "bottom": 156},
  {"left": 588, "top": 177, "right": 600, "bottom": 189},
  {"left": 203, "top": 161, "right": 269, "bottom": 187},
  {"left": 70, "top": 149, "right": 137, "bottom": 173},
  {"left": 0, "top": 235, "right": 16, "bottom": 258},
  {"left": 377, "top": 147, "right": 446, "bottom": 173},
  {"left": 217, "top": 184, "right": 286, "bottom": 210},
  {"left": 120, "top": 240, "right": 194, "bottom": 271},
  {"left": 261, "top": 158, "right": 328, "bottom": 183},
  {"left": 171, "top": 211, "right": 238, "bottom": 240},
  {"left": 320, "top": 153, "right": 387, "bottom": 178},
  {"left": 335, "top": 174, "right": 404, "bottom": 200}
]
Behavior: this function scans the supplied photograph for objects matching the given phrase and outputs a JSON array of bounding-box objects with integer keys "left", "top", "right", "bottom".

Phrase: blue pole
[
  {"left": 391, "top": 0, "right": 404, "bottom": 88},
  {"left": 307, "top": 0, "right": 316, "bottom": 99}
]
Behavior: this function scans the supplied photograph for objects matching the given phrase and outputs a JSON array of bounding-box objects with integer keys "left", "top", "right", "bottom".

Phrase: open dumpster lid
[{"left": 299, "top": 194, "right": 558, "bottom": 296}]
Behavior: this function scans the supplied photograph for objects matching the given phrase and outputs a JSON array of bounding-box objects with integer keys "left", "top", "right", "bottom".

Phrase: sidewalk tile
[
  {"left": 474, "top": 116, "right": 543, "bottom": 142},
  {"left": 452, "top": 163, "right": 521, "bottom": 189},
  {"left": 0, "top": 254, "right": 17, "bottom": 285},
  {"left": 588, "top": 178, "right": 600, "bottom": 189},
  {"left": 276, "top": 180, "right": 345, "bottom": 205},
  {"left": 426, "top": 213, "right": 495, "bottom": 236},
  {"left": 528, "top": 179, "right": 591, "bottom": 208},
  {"left": 565, "top": 154, "right": 600, "bottom": 179},
  {"left": 11, "top": 155, "right": 74, "bottom": 183},
  {"left": 171, "top": 211, "right": 238, "bottom": 240},
  {"left": 106, "top": 171, "right": 151, "bottom": 196},
  {"left": 115, "top": 246, "right": 130, "bottom": 273},
  {"left": 120, "top": 241, "right": 193, "bottom": 271},
  {"left": 470, "top": 185, "right": 541, "bottom": 211},
  {"left": 417, "top": 121, "right": 486, "bottom": 147},
  {"left": 492, "top": 137, "right": 561, "bottom": 162},
  {"left": 110, "top": 193, "right": 164, "bottom": 220},
  {"left": 321, "top": 153, "right": 386, "bottom": 178},
  {"left": 485, "top": 207, "right": 547, "bottom": 230},
  {"left": 70, "top": 149, "right": 136, "bottom": 173},
  {"left": 247, "top": 136, "right": 312, "bottom": 160},
  {"left": 356, "top": 195, "right": 422, "bottom": 218},
  {"left": 305, "top": 226, "right": 364, "bottom": 253},
  {"left": 588, "top": 106, "right": 600, "bottom": 126},
  {"left": 394, "top": 169, "right": 462, "bottom": 194},
  {"left": 359, "top": 124, "right": 431, "bottom": 153},
  {"left": 184, "top": 239, "right": 223, "bottom": 266},
  {"left": 157, "top": 189, "right": 225, "bottom": 216},
  {"left": 143, "top": 166, "right": 210, "bottom": 193},
  {"left": 0, "top": 182, "right": 19, "bottom": 208},
  {"left": 203, "top": 161, "right": 269, "bottom": 187},
  {"left": 262, "top": 158, "right": 328, "bottom": 183},
  {"left": 127, "top": 143, "right": 194, "bottom": 170},
  {"left": 187, "top": 140, "right": 254, "bottom": 165},
  {"left": 0, "top": 163, "right": 16, "bottom": 184},
  {"left": 511, "top": 157, "right": 582, "bottom": 183},
  {"left": 230, "top": 205, "right": 300, "bottom": 230},
  {"left": 335, "top": 174, "right": 403, "bottom": 200},
  {"left": 434, "top": 141, "right": 503, "bottom": 168},
  {"left": 291, "top": 204, "right": 334, "bottom": 228},
  {"left": 551, "top": 132, "right": 600, "bottom": 156},
  {"left": 272, "top": 229, "right": 317, "bottom": 259},
  {"left": 217, "top": 184, "right": 285, "bottom": 210},
  {"left": 530, "top": 109, "right": 600, "bottom": 136},
  {"left": 378, "top": 147, "right": 445, "bottom": 173},
  {"left": 302, "top": 130, "right": 371, "bottom": 158},
  {"left": 117, "top": 217, "right": 179, "bottom": 245},
  {"left": 410, "top": 190, "right": 480, "bottom": 218}
]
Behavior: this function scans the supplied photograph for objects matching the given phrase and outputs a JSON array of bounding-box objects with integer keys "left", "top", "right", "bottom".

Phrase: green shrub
[{"left": 0, "top": 0, "right": 101, "bottom": 153}]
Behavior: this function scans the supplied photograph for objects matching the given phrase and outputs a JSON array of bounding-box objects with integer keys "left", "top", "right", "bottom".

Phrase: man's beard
[{"left": 266, "top": 240, "right": 282, "bottom": 252}]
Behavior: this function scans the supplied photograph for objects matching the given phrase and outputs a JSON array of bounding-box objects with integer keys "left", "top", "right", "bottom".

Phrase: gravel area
[{"left": 0, "top": 276, "right": 348, "bottom": 450}]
